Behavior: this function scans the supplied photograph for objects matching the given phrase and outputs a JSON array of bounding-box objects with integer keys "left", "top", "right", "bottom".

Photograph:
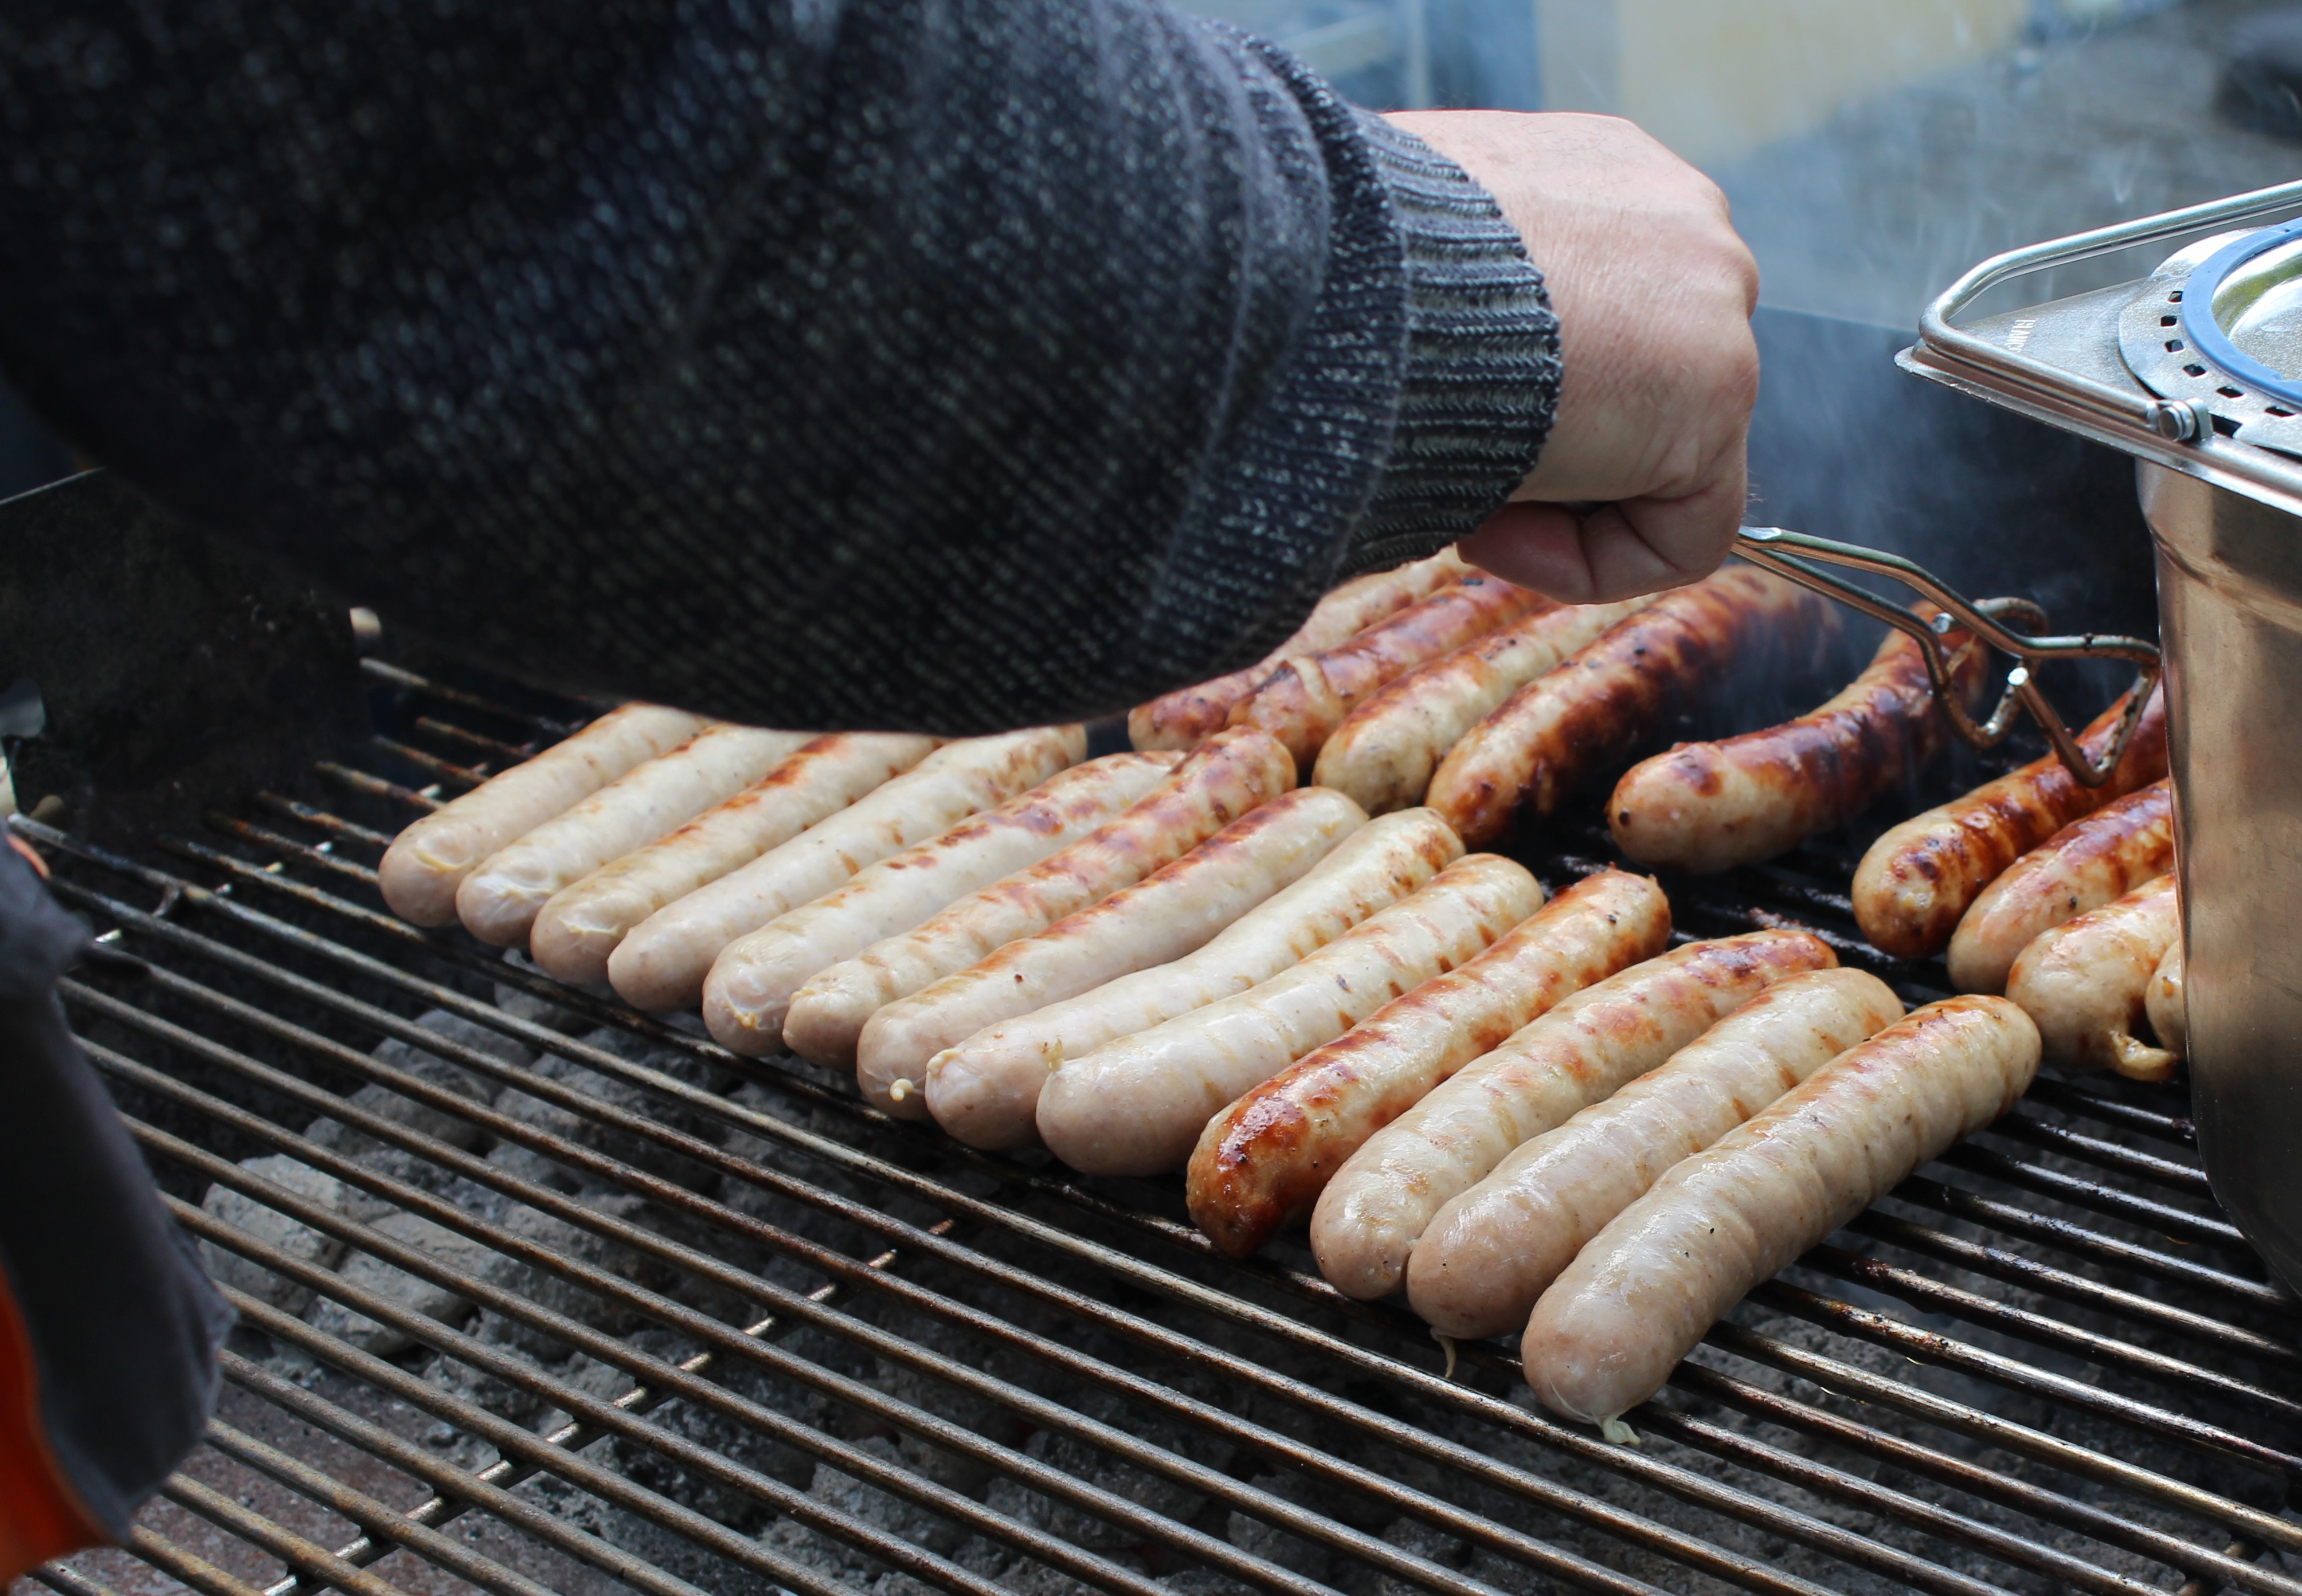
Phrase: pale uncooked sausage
[
  {"left": 2005, "top": 872, "right": 2180, "bottom": 1079},
  {"left": 1408, "top": 968, "right": 1902, "bottom": 1338},
  {"left": 921, "top": 809, "right": 1463, "bottom": 1151},
  {"left": 528, "top": 732, "right": 941, "bottom": 984},
  {"left": 1309, "top": 930, "right": 1838, "bottom": 1301},
  {"left": 608, "top": 727, "right": 1082, "bottom": 1012},
  {"left": 378, "top": 703, "right": 712, "bottom": 926},
  {"left": 1522, "top": 996, "right": 2038, "bottom": 1432}
]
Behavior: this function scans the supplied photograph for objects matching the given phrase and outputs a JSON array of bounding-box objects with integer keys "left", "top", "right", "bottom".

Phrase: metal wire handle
[{"left": 1733, "top": 527, "right": 2163, "bottom": 787}]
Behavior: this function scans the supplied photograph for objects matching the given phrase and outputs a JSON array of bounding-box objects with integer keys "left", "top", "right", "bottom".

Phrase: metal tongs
[{"left": 1732, "top": 527, "right": 2163, "bottom": 787}]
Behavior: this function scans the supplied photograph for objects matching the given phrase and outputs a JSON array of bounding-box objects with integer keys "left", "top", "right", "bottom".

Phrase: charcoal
[
  {"left": 199, "top": 1152, "right": 347, "bottom": 1313},
  {"left": 421, "top": 1311, "right": 559, "bottom": 1433},
  {"left": 493, "top": 1042, "right": 727, "bottom": 1193},
  {"left": 307, "top": 1209, "right": 492, "bottom": 1356},
  {"left": 471, "top": 1190, "right": 680, "bottom": 1359},
  {"left": 495, "top": 949, "right": 597, "bottom": 1033}
]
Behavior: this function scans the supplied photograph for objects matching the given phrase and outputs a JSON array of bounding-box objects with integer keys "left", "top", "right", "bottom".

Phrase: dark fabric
[
  {"left": 0, "top": 845, "right": 231, "bottom": 1537},
  {"left": 0, "top": 1, "right": 1557, "bottom": 734}
]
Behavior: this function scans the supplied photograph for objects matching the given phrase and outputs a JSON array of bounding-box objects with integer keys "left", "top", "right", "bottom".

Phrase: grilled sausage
[
  {"left": 528, "top": 732, "right": 942, "bottom": 985},
  {"left": 690, "top": 752, "right": 1177, "bottom": 1050},
  {"left": 2005, "top": 873, "right": 2180, "bottom": 1080},
  {"left": 453, "top": 725, "right": 817, "bottom": 948},
  {"left": 1853, "top": 682, "right": 2168, "bottom": 959},
  {"left": 1231, "top": 576, "right": 1552, "bottom": 772},
  {"left": 848, "top": 786, "right": 1364, "bottom": 1113},
  {"left": 1309, "top": 929, "right": 1837, "bottom": 1301},
  {"left": 1410, "top": 968, "right": 1904, "bottom": 1339},
  {"left": 772, "top": 727, "right": 1295, "bottom": 1079},
  {"left": 1427, "top": 568, "right": 1839, "bottom": 848},
  {"left": 379, "top": 703, "right": 713, "bottom": 926},
  {"left": 1608, "top": 610, "right": 1988, "bottom": 873},
  {"left": 1187, "top": 869, "right": 1670, "bottom": 1259},
  {"left": 608, "top": 727, "right": 1082, "bottom": 1012},
  {"left": 1523, "top": 996, "right": 2039, "bottom": 1433},
  {"left": 1313, "top": 599, "right": 1655, "bottom": 815},
  {"left": 922, "top": 809, "right": 1463, "bottom": 1151},
  {"left": 1129, "top": 548, "right": 1473, "bottom": 752},
  {"left": 2148, "top": 940, "right": 2187, "bottom": 1061},
  {"left": 1036, "top": 854, "right": 1544, "bottom": 1175},
  {"left": 1945, "top": 778, "right": 2174, "bottom": 995}
]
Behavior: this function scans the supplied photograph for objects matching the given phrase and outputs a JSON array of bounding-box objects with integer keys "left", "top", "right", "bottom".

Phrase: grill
[{"left": 9, "top": 648, "right": 2300, "bottom": 1596}]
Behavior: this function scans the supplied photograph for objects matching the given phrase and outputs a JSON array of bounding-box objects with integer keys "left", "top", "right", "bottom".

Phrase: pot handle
[{"left": 1733, "top": 527, "right": 2162, "bottom": 788}]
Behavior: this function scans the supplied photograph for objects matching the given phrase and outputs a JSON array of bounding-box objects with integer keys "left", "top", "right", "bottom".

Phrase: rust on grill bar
[{"left": 13, "top": 663, "right": 2302, "bottom": 1596}]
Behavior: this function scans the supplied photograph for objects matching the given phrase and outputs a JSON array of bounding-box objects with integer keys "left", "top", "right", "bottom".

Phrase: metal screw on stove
[{"left": 2147, "top": 397, "right": 2211, "bottom": 442}]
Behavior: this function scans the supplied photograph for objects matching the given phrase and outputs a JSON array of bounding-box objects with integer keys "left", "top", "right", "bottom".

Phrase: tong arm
[{"left": 1733, "top": 527, "right": 2162, "bottom": 787}]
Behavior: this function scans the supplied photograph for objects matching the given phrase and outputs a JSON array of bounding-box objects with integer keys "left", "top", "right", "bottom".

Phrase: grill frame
[{"left": 11, "top": 655, "right": 2301, "bottom": 1596}]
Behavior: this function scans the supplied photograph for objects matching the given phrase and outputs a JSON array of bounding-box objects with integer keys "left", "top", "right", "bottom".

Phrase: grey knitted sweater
[{"left": 0, "top": 0, "right": 1560, "bottom": 732}]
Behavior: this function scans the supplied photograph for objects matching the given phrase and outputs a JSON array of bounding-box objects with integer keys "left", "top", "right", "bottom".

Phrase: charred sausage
[
  {"left": 2005, "top": 872, "right": 2181, "bottom": 1079},
  {"left": 1427, "top": 568, "right": 1838, "bottom": 848},
  {"left": 1129, "top": 548, "right": 1473, "bottom": 752},
  {"left": 1186, "top": 869, "right": 1670, "bottom": 1259},
  {"left": 1033, "top": 854, "right": 1544, "bottom": 1175},
  {"left": 1409, "top": 968, "right": 1903, "bottom": 1338},
  {"left": 1230, "top": 576, "right": 1552, "bottom": 772},
  {"left": 1522, "top": 996, "right": 2038, "bottom": 1434},
  {"left": 1608, "top": 609, "right": 1987, "bottom": 873},
  {"left": 921, "top": 808, "right": 1462, "bottom": 1151},
  {"left": 1313, "top": 599, "right": 1655, "bottom": 815},
  {"left": 1309, "top": 929, "right": 1837, "bottom": 1300},
  {"left": 769, "top": 727, "right": 1294, "bottom": 1077},
  {"left": 1853, "top": 682, "right": 2167, "bottom": 959},
  {"left": 606, "top": 727, "right": 1082, "bottom": 1012},
  {"left": 379, "top": 703, "right": 713, "bottom": 926},
  {"left": 1945, "top": 778, "right": 2174, "bottom": 995},
  {"left": 529, "top": 732, "right": 939, "bottom": 984}
]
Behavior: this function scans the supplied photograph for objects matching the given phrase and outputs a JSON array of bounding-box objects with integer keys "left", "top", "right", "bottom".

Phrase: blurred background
[
  {"left": 1186, "top": 0, "right": 2302, "bottom": 324},
  {"left": 6, "top": 0, "right": 2300, "bottom": 502}
]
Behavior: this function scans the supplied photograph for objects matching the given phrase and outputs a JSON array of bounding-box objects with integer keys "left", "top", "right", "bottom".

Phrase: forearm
[{"left": 0, "top": 0, "right": 1559, "bottom": 731}]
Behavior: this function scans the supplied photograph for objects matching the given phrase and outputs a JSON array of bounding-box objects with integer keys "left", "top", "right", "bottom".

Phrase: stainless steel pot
[{"left": 1901, "top": 180, "right": 2302, "bottom": 1293}]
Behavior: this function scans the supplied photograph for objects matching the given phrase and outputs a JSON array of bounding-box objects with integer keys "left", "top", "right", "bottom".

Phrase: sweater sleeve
[{"left": 0, "top": 1, "right": 1559, "bottom": 734}]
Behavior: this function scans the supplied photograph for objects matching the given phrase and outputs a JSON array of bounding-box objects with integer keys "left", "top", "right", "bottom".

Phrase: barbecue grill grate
[{"left": 8, "top": 655, "right": 2299, "bottom": 1596}]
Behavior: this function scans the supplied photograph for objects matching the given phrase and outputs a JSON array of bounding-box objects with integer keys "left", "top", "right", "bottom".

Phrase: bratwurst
[
  {"left": 1608, "top": 609, "right": 1986, "bottom": 873},
  {"left": 1185, "top": 869, "right": 1669, "bottom": 1259},
  {"left": 1945, "top": 778, "right": 2173, "bottom": 995},
  {"left": 1129, "top": 547, "right": 1472, "bottom": 752},
  {"left": 1035, "top": 854, "right": 1543, "bottom": 1175},
  {"left": 378, "top": 703, "right": 712, "bottom": 926},
  {"left": 1427, "top": 568, "right": 1837, "bottom": 848},
  {"left": 1522, "top": 996, "right": 2039, "bottom": 1434},
  {"left": 921, "top": 807, "right": 1462, "bottom": 1151},
  {"left": 2005, "top": 872, "right": 2180, "bottom": 1080},
  {"left": 1408, "top": 968, "right": 1903, "bottom": 1339},
  {"left": 1853, "top": 682, "right": 2166, "bottom": 959},
  {"left": 1310, "top": 929, "right": 1837, "bottom": 1301}
]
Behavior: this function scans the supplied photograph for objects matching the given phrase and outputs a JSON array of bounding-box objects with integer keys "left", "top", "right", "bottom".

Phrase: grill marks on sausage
[
  {"left": 1609, "top": 615, "right": 1988, "bottom": 873},
  {"left": 1853, "top": 683, "right": 2167, "bottom": 959},
  {"left": 1427, "top": 568, "right": 1838, "bottom": 848},
  {"left": 1231, "top": 576, "right": 1553, "bottom": 771}
]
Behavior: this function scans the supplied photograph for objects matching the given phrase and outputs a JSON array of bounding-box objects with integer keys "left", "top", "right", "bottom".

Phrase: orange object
[{"left": 0, "top": 1268, "right": 107, "bottom": 1582}]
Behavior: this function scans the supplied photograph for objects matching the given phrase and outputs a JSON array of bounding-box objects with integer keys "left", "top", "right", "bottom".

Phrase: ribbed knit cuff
[{"left": 1339, "top": 111, "right": 1560, "bottom": 578}]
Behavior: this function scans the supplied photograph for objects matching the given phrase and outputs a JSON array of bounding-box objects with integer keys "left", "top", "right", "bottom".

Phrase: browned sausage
[
  {"left": 1853, "top": 683, "right": 2167, "bottom": 960},
  {"left": 1128, "top": 548, "right": 1473, "bottom": 751},
  {"left": 1947, "top": 778, "right": 2174, "bottom": 994},
  {"left": 1230, "top": 575, "right": 1552, "bottom": 772},
  {"left": 1185, "top": 869, "right": 1670, "bottom": 1259},
  {"left": 1608, "top": 609, "right": 1987, "bottom": 873},
  {"left": 1427, "top": 568, "right": 1840, "bottom": 848}
]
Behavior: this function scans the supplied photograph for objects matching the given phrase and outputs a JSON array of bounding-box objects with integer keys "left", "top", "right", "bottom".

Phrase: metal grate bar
[
  {"left": 156, "top": 1472, "right": 414, "bottom": 1596},
  {"left": 356, "top": 660, "right": 581, "bottom": 740}
]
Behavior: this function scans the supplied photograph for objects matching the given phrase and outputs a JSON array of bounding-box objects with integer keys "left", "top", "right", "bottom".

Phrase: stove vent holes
[
  {"left": 2183, "top": 362, "right": 2209, "bottom": 377},
  {"left": 2166, "top": 339, "right": 2186, "bottom": 352}
]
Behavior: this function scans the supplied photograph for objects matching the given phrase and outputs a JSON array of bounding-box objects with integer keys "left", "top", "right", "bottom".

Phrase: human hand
[{"left": 1385, "top": 111, "right": 1759, "bottom": 602}]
